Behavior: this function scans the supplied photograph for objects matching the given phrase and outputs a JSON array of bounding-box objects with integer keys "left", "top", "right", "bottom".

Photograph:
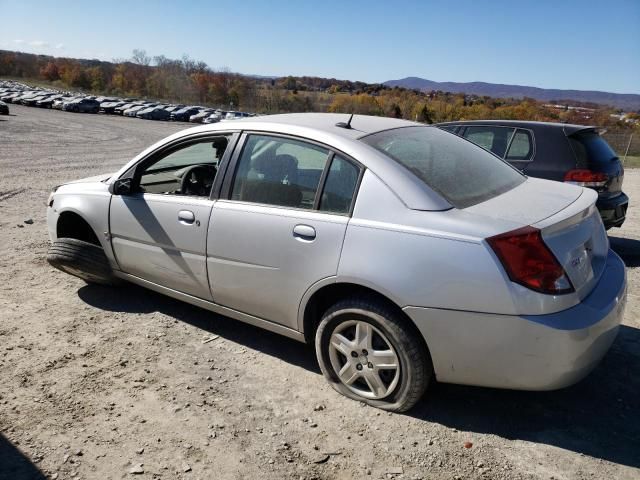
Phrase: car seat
[{"left": 241, "top": 154, "right": 303, "bottom": 207}]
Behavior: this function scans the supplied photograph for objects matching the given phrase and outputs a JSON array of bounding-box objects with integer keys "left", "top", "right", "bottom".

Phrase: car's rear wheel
[
  {"left": 315, "top": 297, "right": 432, "bottom": 412},
  {"left": 47, "top": 238, "right": 119, "bottom": 286}
]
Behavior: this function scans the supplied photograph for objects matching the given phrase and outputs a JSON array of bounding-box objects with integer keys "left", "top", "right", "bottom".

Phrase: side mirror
[{"left": 110, "top": 178, "right": 132, "bottom": 195}]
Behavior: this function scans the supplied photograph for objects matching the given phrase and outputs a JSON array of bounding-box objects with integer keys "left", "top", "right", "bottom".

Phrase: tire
[
  {"left": 47, "top": 238, "right": 118, "bottom": 286},
  {"left": 315, "top": 297, "right": 432, "bottom": 412}
]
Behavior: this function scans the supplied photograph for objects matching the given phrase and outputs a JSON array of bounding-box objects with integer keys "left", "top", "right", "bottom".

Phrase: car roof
[
  {"left": 226, "top": 113, "right": 419, "bottom": 140},
  {"left": 115, "top": 113, "right": 450, "bottom": 211},
  {"left": 436, "top": 119, "right": 594, "bottom": 136}
]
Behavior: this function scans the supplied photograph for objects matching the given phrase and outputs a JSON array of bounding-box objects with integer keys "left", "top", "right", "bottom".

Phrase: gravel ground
[{"left": 1, "top": 105, "right": 639, "bottom": 480}]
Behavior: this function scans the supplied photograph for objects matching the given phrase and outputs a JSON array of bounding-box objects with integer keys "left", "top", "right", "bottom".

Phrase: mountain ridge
[{"left": 383, "top": 77, "right": 640, "bottom": 110}]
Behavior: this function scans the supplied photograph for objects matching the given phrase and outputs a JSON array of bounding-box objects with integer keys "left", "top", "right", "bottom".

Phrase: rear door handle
[
  {"left": 178, "top": 210, "right": 195, "bottom": 224},
  {"left": 293, "top": 224, "right": 316, "bottom": 241}
]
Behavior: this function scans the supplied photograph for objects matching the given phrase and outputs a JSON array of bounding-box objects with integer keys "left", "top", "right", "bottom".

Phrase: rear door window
[
  {"left": 319, "top": 155, "right": 360, "bottom": 214},
  {"left": 462, "top": 126, "right": 515, "bottom": 158},
  {"left": 505, "top": 129, "right": 534, "bottom": 161},
  {"left": 231, "top": 135, "right": 330, "bottom": 209}
]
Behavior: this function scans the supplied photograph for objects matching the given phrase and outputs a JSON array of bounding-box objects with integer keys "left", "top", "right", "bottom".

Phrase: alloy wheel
[{"left": 328, "top": 320, "right": 400, "bottom": 399}]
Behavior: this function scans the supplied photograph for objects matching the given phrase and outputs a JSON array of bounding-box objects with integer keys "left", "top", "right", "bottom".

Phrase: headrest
[{"left": 253, "top": 154, "right": 298, "bottom": 183}]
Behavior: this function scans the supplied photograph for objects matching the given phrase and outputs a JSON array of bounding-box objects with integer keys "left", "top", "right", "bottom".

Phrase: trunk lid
[
  {"left": 467, "top": 177, "right": 607, "bottom": 298},
  {"left": 464, "top": 177, "right": 582, "bottom": 226},
  {"left": 533, "top": 187, "right": 608, "bottom": 299}
]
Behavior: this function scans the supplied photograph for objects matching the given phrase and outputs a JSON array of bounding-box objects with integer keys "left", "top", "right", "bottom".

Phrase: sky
[{"left": 1, "top": 0, "right": 638, "bottom": 94}]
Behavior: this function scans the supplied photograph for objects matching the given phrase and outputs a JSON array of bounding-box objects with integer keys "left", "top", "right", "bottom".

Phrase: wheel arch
[
  {"left": 300, "top": 281, "right": 431, "bottom": 356},
  {"left": 56, "top": 209, "right": 101, "bottom": 246}
]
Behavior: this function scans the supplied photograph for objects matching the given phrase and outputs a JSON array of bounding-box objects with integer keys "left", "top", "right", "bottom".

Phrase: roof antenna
[{"left": 336, "top": 113, "right": 354, "bottom": 129}]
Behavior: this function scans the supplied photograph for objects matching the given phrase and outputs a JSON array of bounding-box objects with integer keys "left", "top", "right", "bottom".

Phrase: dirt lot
[{"left": 1, "top": 105, "right": 639, "bottom": 480}]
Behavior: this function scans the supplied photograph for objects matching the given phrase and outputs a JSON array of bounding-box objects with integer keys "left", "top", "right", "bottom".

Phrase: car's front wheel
[
  {"left": 47, "top": 238, "right": 119, "bottom": 286},
  {"left": 315, "top": 298, "right": 432, "bottom": 412}
]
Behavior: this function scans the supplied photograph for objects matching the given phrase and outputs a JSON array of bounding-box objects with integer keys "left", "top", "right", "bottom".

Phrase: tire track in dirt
[{"left": 0, "top": 188, "right": 27, "bottom": 203}]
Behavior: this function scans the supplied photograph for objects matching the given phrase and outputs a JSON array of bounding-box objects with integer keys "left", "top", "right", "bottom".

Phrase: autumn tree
[
  {"left": 191, "top": 72, "right": 211, "bottom": 103},
  {"left": 414, "top": 104, "right": 434, "bottom": 123},
  {"left": 328, "top": 94, "right": 382, "bottom": 115},
  {"left": 86, "top": 66, "right": 105, "bottom": 91},
  {"left": 40, "top": 61, "right": 60, "bottom": 81}
]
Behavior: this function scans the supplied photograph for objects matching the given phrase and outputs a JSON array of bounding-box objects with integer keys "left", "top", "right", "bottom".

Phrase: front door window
[{"left": 137, "top": 136, "right": 230, "bottom": 196}]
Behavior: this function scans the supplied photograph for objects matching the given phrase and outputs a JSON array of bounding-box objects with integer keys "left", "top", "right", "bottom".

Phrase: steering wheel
[{"left": 180, "top": 165, "right": 216, "bottom": 196}]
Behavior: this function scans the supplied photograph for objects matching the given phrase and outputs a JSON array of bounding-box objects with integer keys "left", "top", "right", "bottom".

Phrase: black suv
[{"left": 437, "top": 120, "right": 628, "bottom": 229}]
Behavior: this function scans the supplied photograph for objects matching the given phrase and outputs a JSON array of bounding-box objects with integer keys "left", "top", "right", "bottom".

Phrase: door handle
[
  {"left": 293, "top": 224, "right": 316, "bottom": 241},
  {"left": 178, "top": 210, "right": 196, "bottom": 224}
]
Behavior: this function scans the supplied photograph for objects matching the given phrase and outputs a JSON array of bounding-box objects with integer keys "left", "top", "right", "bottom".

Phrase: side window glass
[
  {"left": 506, "top": 130, "right": 533, "bottom": 161},
  {"left": 463, "top": 126, "right": 515, "bottom": 158},
  {"left": 231, "top": 135, "right": 329, "bottom": 209},
  {"left": 138, "top": 136, "right": 229, "bottom": 196},
  {"left": 319, "top": 156, "right": 360, "bottom": 214}
]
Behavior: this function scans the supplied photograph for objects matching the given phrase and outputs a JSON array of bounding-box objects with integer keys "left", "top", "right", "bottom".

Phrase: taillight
[
  {"left": 487, "top": 226, "right": 574, "bottom": 295},
  {"left": 564, "top": 169, "right": 608, "bottom": 188}
]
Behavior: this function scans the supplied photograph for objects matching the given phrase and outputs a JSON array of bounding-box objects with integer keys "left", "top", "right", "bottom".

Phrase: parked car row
[{"left": 0, "top": 80, "right": 256, "bottom": 123}]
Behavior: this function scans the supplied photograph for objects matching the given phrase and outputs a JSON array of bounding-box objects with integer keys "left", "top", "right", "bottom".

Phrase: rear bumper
[
  {"left": 405, "top": 249, "right": 626, "bottom": 390},
  {"left": 597, "top": 192, "right": 628, "bottom": 229}
]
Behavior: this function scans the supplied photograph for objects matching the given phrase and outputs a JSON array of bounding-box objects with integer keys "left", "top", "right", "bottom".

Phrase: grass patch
[{"left": 622, "top": 155, "right": 640, "bottom": 169}]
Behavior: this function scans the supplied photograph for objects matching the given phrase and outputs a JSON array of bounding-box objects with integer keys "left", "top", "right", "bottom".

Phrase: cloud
[{"left": 8, "top": 39, "right": 63, "bottom": 52}]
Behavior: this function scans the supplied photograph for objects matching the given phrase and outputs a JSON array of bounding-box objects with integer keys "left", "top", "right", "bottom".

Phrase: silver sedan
[{"left": 46, "top": 113, "right": 627, "bottom": 411}]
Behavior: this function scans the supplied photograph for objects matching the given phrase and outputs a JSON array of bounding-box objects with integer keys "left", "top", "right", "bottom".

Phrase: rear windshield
[
  {"left": 569, "top": 130, "right": 618, "bottom": 166},
  {"left": 362, "top": 126, "right": 525, "bottom": 209}
]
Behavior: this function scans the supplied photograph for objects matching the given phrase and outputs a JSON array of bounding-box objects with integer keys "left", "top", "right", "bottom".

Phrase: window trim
[
  {"left": 313, "top": 152, "right": 335, "bottom": 210},
  {"left": 220, "top": 131, "right": 364, "bottom": 217}
]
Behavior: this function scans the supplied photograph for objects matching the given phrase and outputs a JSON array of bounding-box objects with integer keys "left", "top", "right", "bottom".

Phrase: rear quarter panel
[{"left": 337, "top": 170, "right": 519, "bottom": 314}]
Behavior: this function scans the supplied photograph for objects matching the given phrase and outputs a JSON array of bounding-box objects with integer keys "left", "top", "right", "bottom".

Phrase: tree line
[{"left": 0, "top": 49, "right": 636, "bottom": 130}]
